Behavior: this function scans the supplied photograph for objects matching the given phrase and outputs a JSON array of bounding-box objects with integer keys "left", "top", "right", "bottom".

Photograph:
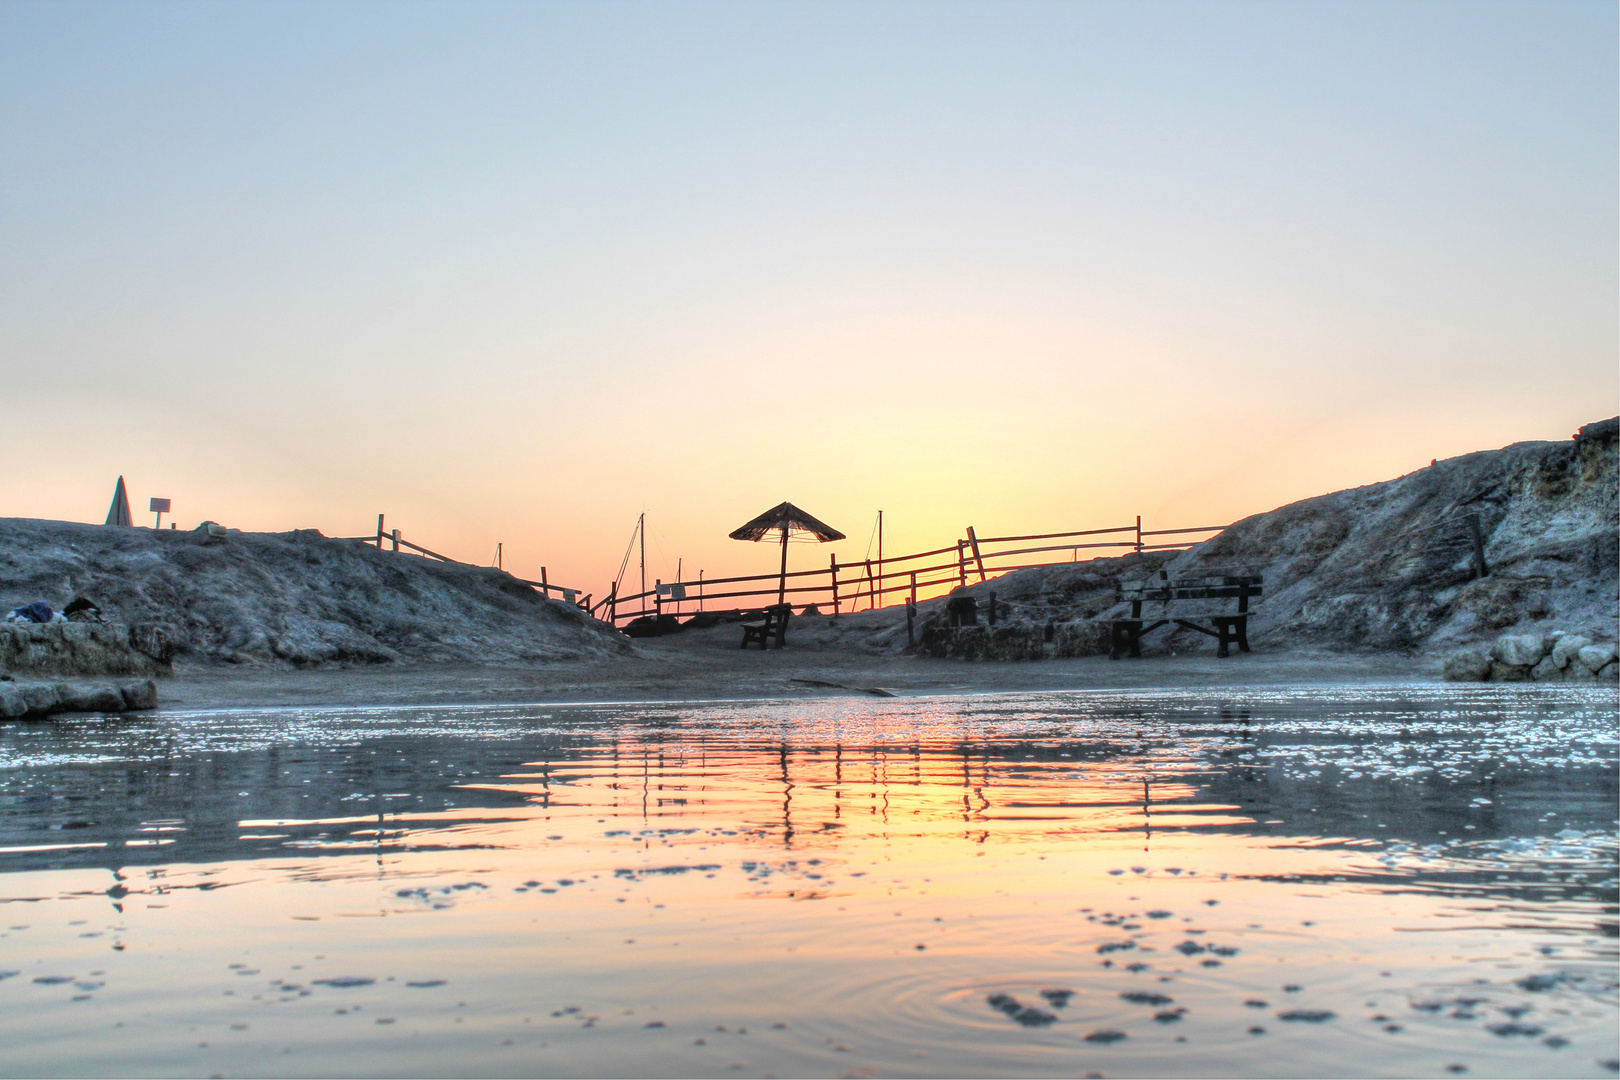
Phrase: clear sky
[{"left": 2, "top": 0, "right": 1614, "bottom": 595}]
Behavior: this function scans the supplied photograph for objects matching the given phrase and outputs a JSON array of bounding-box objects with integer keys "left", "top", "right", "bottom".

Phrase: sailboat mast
[{"left": 639, "top": 512, "right": 646, "bottom": 607}]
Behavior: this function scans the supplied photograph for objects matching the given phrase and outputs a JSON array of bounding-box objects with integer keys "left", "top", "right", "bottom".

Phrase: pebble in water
[
  {"left": 1084, "top": 1030, "right": 1127, "bottom": 1044},
  {"left": 1038, "top": 989, "right": 1073, "bottom": 1007}
]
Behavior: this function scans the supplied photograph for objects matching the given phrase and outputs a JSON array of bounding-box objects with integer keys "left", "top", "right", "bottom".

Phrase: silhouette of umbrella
[{"left": 729, "top": 502, "right": 845, "bottom": 607}]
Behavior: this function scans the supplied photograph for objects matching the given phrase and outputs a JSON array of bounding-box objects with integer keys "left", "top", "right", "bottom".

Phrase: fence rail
[
  {"left": 595, "top": 515, "right": 1229, "bottom": 628},
  {"left": 341, "top": 515, "right": 591, "bottom": 611},
  {"left": 336, "top": 513, "right": 1230, "bottom": 632}
]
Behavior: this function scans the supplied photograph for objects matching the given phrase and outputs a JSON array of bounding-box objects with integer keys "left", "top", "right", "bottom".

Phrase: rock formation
[
  {"left": 0, "top": 521, "right": 629, "bottom": 669},
  {"left": 916, "top": 417, "right": 1618, "bottom": 672}
]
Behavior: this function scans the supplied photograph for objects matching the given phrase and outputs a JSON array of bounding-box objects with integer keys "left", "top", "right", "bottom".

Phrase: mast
[{"left": 638, "top": 512, "right": 646, "bottom": 609}]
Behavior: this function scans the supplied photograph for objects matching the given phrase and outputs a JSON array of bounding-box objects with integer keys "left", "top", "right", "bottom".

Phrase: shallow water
[{"left": 0, "top": 684, "right": 1615, "bottom": 1078}]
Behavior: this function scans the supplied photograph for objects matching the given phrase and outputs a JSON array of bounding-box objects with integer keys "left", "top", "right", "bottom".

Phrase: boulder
[
  {"left": 1567, "top": 661, "right": 1598, "bottom": 681},
  {"left": 128, "top": 624, "right": 175, "bottom": 664},
  {"left": 118, "top": 679, "right": 158, "bottom": 710},
  {"left": 1577, "top": 643, "right": 1618, "bottom": 673},
  {"left": 1599, "top": 662, "right": 1618, "bottom": 682},
  {"left": 1529, "top": 656, "right": 1562, "bottom": 681},
  {"left": 1491, "top": 634, "right": 1547, "bottom": 668},
  {"left": 1442, "top": 647, "right": 1492, "bottom": 682},
  {"left": 20, "top": 683, "right": 59, "bottom": 714},
  {"left": 1550, "top": 635, "right": 1593, "bottom": 669},
  {"left": 1488, "top": 661, "right": 1532, "bottom": 682},
  {"left": 54, "top": 683, "right": 125, "bottom": 713},
  {"left": 0, "top": 683, "right": 26, "bottom": 718}
]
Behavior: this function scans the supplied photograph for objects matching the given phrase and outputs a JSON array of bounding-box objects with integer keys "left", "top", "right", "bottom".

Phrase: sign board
[
  {"left": 149, "top": 498, "right": 171, "bottom": 513},
  {"left": 658, "top": 584, "right": 687, "bottom": 600},
  {"left": 562, "top": 589, "right": 577, "bottom": 605}
]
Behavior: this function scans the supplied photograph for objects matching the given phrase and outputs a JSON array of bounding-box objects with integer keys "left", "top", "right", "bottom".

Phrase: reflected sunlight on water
[{"left": 0, "top": 685, "right": 1615, "bottom": 1078}]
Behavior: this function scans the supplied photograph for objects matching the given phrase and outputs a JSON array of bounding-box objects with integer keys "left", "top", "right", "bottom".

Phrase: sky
[{"left": 2, "top": 0, "right": 1614, "bottom": 596}]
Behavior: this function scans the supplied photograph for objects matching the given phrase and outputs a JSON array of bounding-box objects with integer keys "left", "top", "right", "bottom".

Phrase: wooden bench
[
  {"left": 741, "top": 604, "right": 792, "bottom": 650},
  {"left": 1110, "top": 573, "right": 1262, "bottom": 659}
]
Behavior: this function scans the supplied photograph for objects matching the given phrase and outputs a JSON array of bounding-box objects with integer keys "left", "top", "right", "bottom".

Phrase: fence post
[
  {"left": 655, "top": 579, "right": 662, "bottom": 620},
  {"left": 957, "top": 540, "right": 966, "bottom": 587},
  {"left": 1135, "top": 515, "right": 1143, "bottom": 552},
  {"left": 540, "top": 567, "right": 548, "bottom": 596},
  {"left": 392, "top": 528, "right": 400, "bottom": 552},
  {"left": 830, "top": 554, "right": 840, "bottom": 616},
  {"left": 966, "top": 526, "right": 987, "bottom": 582},
  {"left": 376, "top": 514, "right": 384, "bottom": 547},
  {"left": 608, "top": 582, "right": 617, "bottom": 625}
]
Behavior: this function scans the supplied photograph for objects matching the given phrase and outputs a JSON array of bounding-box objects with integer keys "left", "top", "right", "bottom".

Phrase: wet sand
[{"left": 160, "top": 624, "right": 1437, "bottom": 712}]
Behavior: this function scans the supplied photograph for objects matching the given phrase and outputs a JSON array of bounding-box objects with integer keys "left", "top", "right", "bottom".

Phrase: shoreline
[{"left": 155, "top": 647, "right": 1448, "bottom": 712}]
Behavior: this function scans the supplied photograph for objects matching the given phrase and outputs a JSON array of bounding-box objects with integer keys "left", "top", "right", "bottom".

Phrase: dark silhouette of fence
[
  {"left": 595, "top": 516, "right": 1226, "bottom": 627},
  {"left": 343, "top": 515, "right": 590, "bottom": 611}
]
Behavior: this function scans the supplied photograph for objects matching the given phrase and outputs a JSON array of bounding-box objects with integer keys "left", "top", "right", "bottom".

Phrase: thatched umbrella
[{"left": 729, "top": 501, "right": 845, "bottom": 607}]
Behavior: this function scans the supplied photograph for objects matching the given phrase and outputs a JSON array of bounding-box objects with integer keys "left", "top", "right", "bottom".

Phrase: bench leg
[{"left": 1235, "top": 617, "right": 1250, "bottom": 654}]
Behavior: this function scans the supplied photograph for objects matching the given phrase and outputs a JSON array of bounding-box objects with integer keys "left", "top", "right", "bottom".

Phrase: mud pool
[{"left": 0, "top": 685, "right": 1615, "bottom": 1078}]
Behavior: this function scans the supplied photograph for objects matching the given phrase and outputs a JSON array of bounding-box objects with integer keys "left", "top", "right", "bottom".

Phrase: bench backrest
[{"left": 1118, "top": 572, "right": 1262, "bottom": 603}]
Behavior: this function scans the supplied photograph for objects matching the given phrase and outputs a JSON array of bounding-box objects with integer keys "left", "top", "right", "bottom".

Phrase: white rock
[
  {"left": 1577, "top": 643, "right": 1618, "bottom": 672},
  {"left": 1492, "top": 633, "right": 1547, "bottom": 667},
  {"left": 1550, "top": 635, "right": 1593, "bottom": 669},
  {"left": 1529, "top": 655, "right": 1562, "bottom": 681},
  {"left": 1442, "top": 648, "right": 1492, "bottom": 682}
]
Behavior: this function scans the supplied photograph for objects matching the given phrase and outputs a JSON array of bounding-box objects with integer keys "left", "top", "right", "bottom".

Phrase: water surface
[{"left": 1, "top": 685, "right": 1615, "bottom": 1078}]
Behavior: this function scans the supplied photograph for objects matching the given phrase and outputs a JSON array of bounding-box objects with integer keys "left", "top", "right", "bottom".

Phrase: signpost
[{"left": 149, "top": 497, "right": 171, "bottom": 529}]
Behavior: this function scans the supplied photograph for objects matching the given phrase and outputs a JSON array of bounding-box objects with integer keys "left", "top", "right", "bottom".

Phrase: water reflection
[{"left": 0, "top": 686, "right": 1614, "bottom": 1078}]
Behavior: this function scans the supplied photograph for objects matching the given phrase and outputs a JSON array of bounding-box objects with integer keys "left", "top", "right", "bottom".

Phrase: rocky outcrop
[
  {"left": 0, "top": 520, "right": 630, "bottom": 668},
  {"left": 0, "top": 621, "right": 172, "bottom": 677},
  {"left": 917, "top": 417, "right": 1618, "bottom": 661},
  {"left": 0, "top": 678, "right": 158, "bottom": 718},
  {"left": 1442, "top": 630, "right": 1616, "bottom": 682}
]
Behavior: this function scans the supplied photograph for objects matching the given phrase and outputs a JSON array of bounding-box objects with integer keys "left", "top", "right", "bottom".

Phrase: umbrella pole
[{"left": 778, "top": 529, "right": 789, "bottom": 607}]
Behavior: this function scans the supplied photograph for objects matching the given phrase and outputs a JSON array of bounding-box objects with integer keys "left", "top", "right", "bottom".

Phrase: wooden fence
[
  {"left": 343, "top": 515, "right": 591, "bottom": 611},
  {"left": 594, "top": 516, "right": 1227, "bottom": 627}
]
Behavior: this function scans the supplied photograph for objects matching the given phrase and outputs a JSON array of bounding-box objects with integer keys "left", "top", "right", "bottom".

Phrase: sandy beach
[{"left": 157, "top": 627, "right": 1437, "bottom": 712}]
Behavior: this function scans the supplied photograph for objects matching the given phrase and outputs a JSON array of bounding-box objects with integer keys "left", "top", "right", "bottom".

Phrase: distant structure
[
  {"left": 105, "top": 476, "right": 133, "bottom": 526},
  {"left": 729, "top": 501, "right": 845, "bottom": 605}
]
